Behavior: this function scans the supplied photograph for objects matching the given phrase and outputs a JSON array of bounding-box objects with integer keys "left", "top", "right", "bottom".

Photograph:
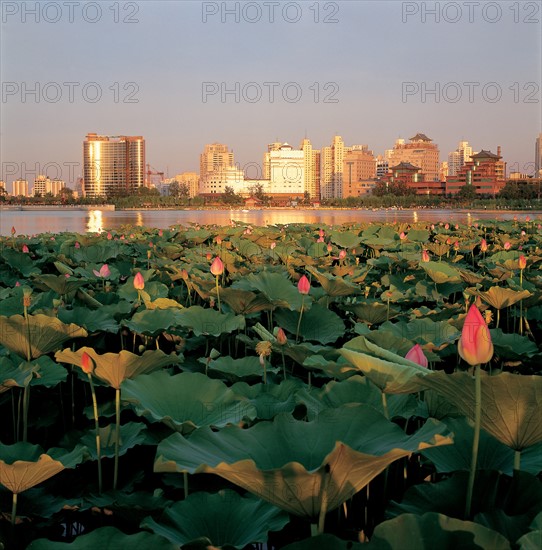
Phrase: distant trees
[{"left": 499, "top": 181, "right": 540, "bottom": 200}]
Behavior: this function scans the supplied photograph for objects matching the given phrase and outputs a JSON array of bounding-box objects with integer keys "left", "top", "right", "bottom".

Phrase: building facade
[
  {"left": 387, "top": 133, "right": 440, "bottom": 182},
  {"left": 447, "top": 141, "right": 473, "bottom": 177},
  {"left": 33, "top": 175, "right": 65, "bottom": 196},
  {"left": 446, "top": 149, "right": 506, "bottom": 195},
  {"left": 83, "top": 133, "right": 145, "bottom": 198},
  {"left": 12, "top": 179, "right": 29, "bottom": 197},
  {"left": 536, "top": 133, "right": 542, "bottom": 177},
  {"left": 321, "top": 135, "right": 345, "bottom": 199},
  {"left": 200, "top": 143, "right": 235, "bottom": 180},
  {"left": 343, "top": 146, "right": 376, "bottom": 197}
]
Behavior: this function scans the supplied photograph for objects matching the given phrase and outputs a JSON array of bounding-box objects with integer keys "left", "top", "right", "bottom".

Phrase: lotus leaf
[
  {"left": 0, "top": 314, "right": 87, "bottom": 360},
  {"left": 0, "top": 356, "right": 36, "bottom": 392},
  {"left": 58, "top": 306, "right": 120, "bottom": 333},
  {"left": 1, "top": 248, "right": 41, "bottom": 277},
  {"left": 80, "top": 421, "right": 147, "bottom": 459},
  {"left": 516, "top": 512, "right": 542, "bottom": 550},
  {"left": 233, "top": 271, "right": 303, "bottom": 310},
  {"left": 144, "top": 297, "right": 184, "bottom": 309},
  {"left": 122, "top": 308, "right": 183, "bottom": 335},
  {"left": 177, "top": 306, "right": 245, "bottom": 336},
  {"left": 346, "top": 302, "right": 399, "bottom": 325},
  {"left": 472, "top": 286, "right": 532, "bottom": 309},
  {"left": 32, "top": 274, "right": 88, "bottom": 295},
  {"left": 418, "top": 372, "right": 542, "bottom": 450},
  {"left": 141, "top": 490, "right": 289, "bottom": 548},
  {"left": 329, "top": 230, "right": 362, "bottom": 249},
  {"left": 420, "top": 261, "right": 462, "bottom": 284},
  {"left": 27, "top": 526, "right": 176, "bottom": 549},
  {"left": 209, "top": 355, "right": 278, "bottom": 382},
  {"left": 282, "top": 534, "right": 364, "bottom": 549},
  {"left": 365, "top": 512, "right": 511, "bottom": 550},
  {"left": 121, "top": 370, "right": 257, "bottom": 432},
  {"left": 490, "top": 329, "right": 540, "bottom": 359},
  {"left": 211, "top": 287, "right": 272, "bottom": 315},
  {"left": 154, "top": 404, "right": 452, "bottom": 518},
  {"left": 55, "top": 347, "right": 180, "bottom": 389},
  {"left": 306, "top": 267, "right": 360, "bottom": 297}
]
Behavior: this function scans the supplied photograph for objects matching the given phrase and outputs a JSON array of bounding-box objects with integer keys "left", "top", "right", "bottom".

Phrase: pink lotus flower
[
  {"left": 339, "top": 249, "right": 347, "bottom": 260},
  {"left": 297, "top": 275, "right": 310, "bottom": 295},
  {"left": 458, "top": 304, "right": 493, "bottom": 366},
  {"left": 399, "top": 232, "right": 406, "bottom": 240},
  {"left": 480, "top": 239, "right": 488, "bottom": 252},
  {"left": 518, "top": 255, "right": 527, "bottom": 269},
  {"left": 206, "top": 252, "right": 212, "bottom": 261},
  {"left": 405, "top": 344, "right": 428, "bottom": 368},
  {"left": 504, "top": 242, "right": 511, "bottom": 250},
  {"left": 270, "top": 242, "right": 276, "bottom": 250},
  {"left": 526, "top": 216, "right": 530, "bottom": 222},
  {"left": 421, "top": 250, "right": 430, "bottom": 262},
  {"left": 133, "top": 272, "right": 145, "bottom": 290},
  {"left": 158, "top": 229, "right": 163, "bottom": 236},
  {"left": 120, "top": 235, "right": 125, "bottom": 240},
  {"left": 216, "top": 236, "right": 222, "bottom": 245},
  {"left": 210, "top": 256, "right": 224, "bottom": 276},
  {"left": 319, "top": 229, "right": 325, "bottom": 238},
  {"left": 317, "top": 236, "right": 324, "bottom": 243},
  {"left": 15, "top": 281, "right": 20, "bottom": 287},
  {"left": 22, "top": 244, "right": 29, "bottom": 253},
  {"left": 81, "top": 351, "right": 94, "bottom": 374},
  {"left": 93, "top": 264, "right": 111, "bottom": 278},
  {"left": 75, "top": 241, "right": 80, "bottom": 248},
  {"left": 445, "top": 223, "right": 449, "bottom": 230},
  {"left": 327, "top": 244, "right": 333, "bottom": 253},
  {"left": 276, "top": 328, "right": 287, "bottom": 346},
  {"left": 11, "top": 226, "right": 16, "bottom": 236},
  {"left": 107, "top": 232, "right": 112, "bottom": 240}
]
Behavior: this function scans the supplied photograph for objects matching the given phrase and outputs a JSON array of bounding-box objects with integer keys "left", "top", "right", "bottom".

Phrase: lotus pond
[{"left": 0, "top": 219, "right": 541, "bottom": 549}]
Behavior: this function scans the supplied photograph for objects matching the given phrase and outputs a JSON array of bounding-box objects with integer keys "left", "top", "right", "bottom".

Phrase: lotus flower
[
  {"left": 339, "top": 249, "right": 347, "bottom": 260},
  {"left": 22, "top": 244, "right": 29, "bottom": 253},
  {"left": 399, "top": 232, "right": 406, "bottom": 240},
  {"left": 480, "top": 239, "right": 488, "bottom": 252},
  {"left": 518, "top": 255, "right": 527, "bottom": 269},
  {"left": 421, "top": 250, "right": 430, "bottom": 262},
  {"left": 81, "top": 351, "right": 94, "bottom": 374},
  {"left": 297, "top": 275, "right": 310, "bottom": 295},
  {"left": 276, "top": 328, "right": 287, "bottom": 346},
  {"left": 210, "top": 257, "right": 224, "bottom": 276},
  {"left": 93, "top": 264, "right": 110, "bottom": 278},
  {"left": 327, "top": 244, "right": 333, "bottom": 253},
  {"left": 458, "top": 304, "right": 493, "bottom": 366},
  {"left": 405, "top": 344, "right": 428, "bottom": 368},
  {"left": 107, "top": 232, "right": 112, "bottom": 240},
  {"left": 133, "top": 272, "right": 145, "bottom": 290},
  {"left": 270, "top": 242, "right": 276, "bottom": 250},
  {"left": 75, "top": 241, "right": 80, "bottom": 248},
  {"left": 158, "top": 229, "right": 163, "bottom": 236},
  {"left": 11, "top": 226, "right": 16, "bottom": 236},
  {"left": 504, "top": 242, "right": 511, "bottom": 250}
]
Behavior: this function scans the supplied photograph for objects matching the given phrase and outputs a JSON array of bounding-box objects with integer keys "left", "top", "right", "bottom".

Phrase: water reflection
[{"left": 87, "top": 210, "right": 103, "bottom": 233}]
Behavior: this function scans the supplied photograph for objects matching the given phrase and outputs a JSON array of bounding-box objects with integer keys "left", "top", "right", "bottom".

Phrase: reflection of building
[
  {"left": 446, "top": 149, "right": 506, "bottom": 195},
  {"left": 12, "top": 179, "right": 29, "bottom": 197},
  {"left": 83, "top": 133, "right": 145, "bottom": 198},
  {"left": 33, "top": 175, "right": 65, "bottom": 196},
  {"left": 386, "top": 133, "right": 440, "bottom": 182},
  {"left": 536, "top": 133, "right": 542, "bottom": 177}
]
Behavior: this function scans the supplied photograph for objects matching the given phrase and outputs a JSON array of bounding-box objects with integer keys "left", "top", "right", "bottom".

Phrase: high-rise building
[
  {"left": 343, "top": 146, "right": 376, "bottom": 198},
  {"left": 447, "top": 141, "right": 473, "bottom": 176},
  {"left": 321, "top": 135, "right": 345, "bottom": 199},
  {"left": 33, "top": 175, "right": 65, "bottom": 196},
  {"left": 83, "top": 133, "right": 145, "bottom": 198},
  {"left": 12, "top": 179, "right": 29, "bottom": 197},
  {"left": 200, "top": 143, "right": 235, "bottom": 180},
  {"left": 387, "top": 133, "right": 440, "bottom": 182},
  {"left": 266, "top": 143, "right": 305, "bottom": 195},
  {"left": 446, "top": 149, "right": 506, "bottom": 195},
  {"left": 536, "top": 133, "right": 542, "bottom": 177},
  {"left": 173, "top": 172, "right": 199, "bottom": 198},
  {"left": 300, "top": 138, "right": 321, "bottom": 199}
]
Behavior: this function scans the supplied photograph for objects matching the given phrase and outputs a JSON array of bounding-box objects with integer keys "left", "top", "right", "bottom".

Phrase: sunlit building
[
  {"left": 343, "top": 146, "right": 376, "bottom": 197},
  {"left": 12, "top": 179, "right": 29, "bottom": 197},
  {"left": 200, "top": 143, "right": 235, "bottom": 180},
  {"left": 447, "top": 141, "right": 473, "bottom": 176},
  {"left": 386, "top": 133, "right": 440, "bottom": 182},
  {"left": 83, "top": 133, "right": 145, "bottom": 198},
  {"left": 33, "top": 175, "right": 65, "bottom": 196},
  {"left": 446, "top": 149, "right": 506, "bottom": 195},
  {"left": 536, "top": 133, "right": 542, "bottom": 177},
  {"left": 321, "top": 135, "right": 345, "bottom": 199}
]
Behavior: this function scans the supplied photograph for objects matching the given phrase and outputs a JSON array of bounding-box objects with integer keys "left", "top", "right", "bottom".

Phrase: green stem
[
  {"left": 381, "top": 391, "right": 389, "bottom": 420},
  {"left": 465, "top": 364, "right": 481, "bottom": 519},
  {"left": 87, "top": 373, "right": 102, "bottom": 494},
  {"left": 11, "top": 492, "right": 17, "bottom": 527},
  {"left": 514, "top": 450, "right": 521, "bottom": 471},
  {"left": 295, "top": 296, "right": 305, "bottom": 344},
  {"left": 183, "top": 471, "right": 189, "bottom": 499},
  {"left": 113, "top": 388, "right": 120, "bottom": 490},
  {"left": 22, "top": 385, "right": 29, "bottom": 443},
  {"left": 317, "top": 465, "right": 331, "bottom": 535},
  {"left": 281, "top": 349, "right": 287, "bottom": 380},
  {"left": 215, "top": 276, "right": 221, "bottom": 311}
]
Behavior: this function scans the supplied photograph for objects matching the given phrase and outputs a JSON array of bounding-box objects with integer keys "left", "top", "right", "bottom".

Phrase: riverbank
[{"left": 0, "top": 204, "right": 115, "bottom": 211}]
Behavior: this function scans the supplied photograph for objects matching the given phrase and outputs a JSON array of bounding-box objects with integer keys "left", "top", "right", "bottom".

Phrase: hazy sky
[{"left": 1, "top": 0, "right": 541, "bottom": 186}]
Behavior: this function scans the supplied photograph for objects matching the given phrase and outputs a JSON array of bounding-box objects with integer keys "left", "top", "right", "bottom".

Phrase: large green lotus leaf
[
  {"left": 80, "top": 421, "right": 147, "bottom": 459},
  {"left": 209, "top": 356, "right": 274, "bottom": 382},
  {"left": 421, "top": 417, "right": 542, "bottom": 476},
  {"left": 0, "top": 443, "right": 86, "bottom": 494},
  {"left": 122, "top": 371, "right": 257, "bottom": 433},
  {"left": 141, "top": 490, "right": 289, "bottom": 548},
  {"left": 58, "top": 306, "right": 120, "bottom": 333},
  {"left": 231, "top": 379, "right": 302, "bottom": 419},
  {"left": 407, "top": 229, "right": 430, "bottom": 242},
  {"left": 516, "top": 512, "right": 542, "bottom": 550},
  {"left": 472, "top": 286, "right": 532, "bottom": 309},
  {"left": 297, "top": 376, "right": 417, "bottom": 421},
  {"left": 177, "top": 306, "right": 245, "bottom": 336},
  {"left": 490, "top": 329, "right": 539, "bottom": 359},
  {"left": 155, "top": 404, "right": 452, "bottom": 518},
  {"left": 307, "top": 241, "right": 328, "bottom": 258},
  {"left": 217, "top": 288, "right": 273, "bottom": 314},
  {"left": 0, "top": 314, "right": 87, "bottom": 359},
  {"left": 32, "top": 274, "right": 88, "bottom": 296},
  {"left": 365, "top": 513, "right": 511, "bottom": 550},
  {"left": 345, "top": 302, "right": 399, "bottom": 325},
  {"left": 70, "top": 241, "right": 123, "bottom": 263},
  {"left": 275, "top": 304, "right": 345, "bottom": 345},
  {"left": 420, "top": 261, "right": 462, "bottom": 284},
  {"left": 233, "top": 271, "right": 303, "bottom": 310},
  {"left": 418, "top": 372, "right": 542, "bottom": 450},
  {"left": 27, "top": 356, "right": 68, "bottom": 388},
  {"left": 55, "top": 347, "right": 180, "bottom": 389},
  {"left": 27, "top": 526, "right": 176, "bottom": 549},
  {"left": 380, "top": 318, "right": 460, "bottom": 349},
  {"left": 340, "top": 340, "right": 430, "bottom": 394},
  {"left": 0, "top": 248, "right": 41, "bottom": 277},
  {"left": 305, "top": 267, "right": 360, "bottom": 297},
  {"left": 302, "top": 354, "right": 357, "bottom": 380},
  {"left": 388, "top": 470, "right": 542, "bottom": 542},
  {"left": 0, "top": 356, "right": 36, "bottom": 392},
  {"left": 330, "top": 230, "right": 362, "bottom": 249},
  {"left": 122, "top": 308, "right": 182, "bottom": 336},
  {"left": 282, "top": 534, "right": 364, "bottom": 549}
]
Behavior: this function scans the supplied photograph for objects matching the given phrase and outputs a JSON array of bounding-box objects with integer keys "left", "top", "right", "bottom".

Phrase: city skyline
[{"left": 1, "top": 1, "right": 540, "bottom": 187}]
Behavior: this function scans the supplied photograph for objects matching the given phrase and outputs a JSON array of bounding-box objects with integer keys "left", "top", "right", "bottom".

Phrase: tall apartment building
[
  {"left": 83, "top": 133, "right": 145, "bottom": 198},
  {"left": 200, "top": 143, "right": 235, "bottom": 180},
  {"left": 321, "top": 135, "right": 345, "bottom": 199},
  {"left": 174, "top": 172, "right": 199, "bottom": 198},
  {"left": 536, "top": 133, "right": 542, "bottom": 177},
  {"left": 12, "top": 179, "right": 29, "bottom": 197},
  {"left": 447, "top": 140, "right": 473, "bottom": 176},
  {"left": 343, "top": 145, "right": 376, "bottom": 197},
  {"left": 387, "top": 133, "right": 440, "bottom": 182},
  {"left": 300, "top": 138, "right": 320, "bottom": 199},
  {"left": 33, "top": 175, "right": 65, "bottom": 196}
]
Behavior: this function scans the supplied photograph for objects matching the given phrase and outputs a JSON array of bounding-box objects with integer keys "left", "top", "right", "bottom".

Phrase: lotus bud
[
  {"left": 206, "top": 252, "right": 212, "bottom": 261},
  {"left": 297, "top": 275, "right": 310, "bottom": 295},
  {"left": 421, "top": 250, "right": 430, "bottom": 262},
  {"left": 339, "top": 249, "right": 347, "bottom": 260},
  {"left": 158, "top": 229, "right": 163, "bottom": 236},
  {"left": 216, "top": 236, "right": 222, "bottom": 245},
  {"left": 210, "top": 256, "right": 224, "bottom": 276},
  {"left": 445, "top": 223, "right": 449, "bottom": 230},
  {"left": 276, "top": 328, "right": 287, "bottom": 346},
  {"left": 75, "top": 241, "right": 80, "bottom": 248},
  {"left": 319, "top": 229, "right": 325, "bottom": 238},
  {"left": 405, "top": 344, "right": 428, "bottom": 368},
  {"left": 133, "top": 272, "right": 145, "bottom": 290},
  {"left": 23, "top": 293, "right": 31, "bottom": 308},
  {"left": 147, "top": 249, "right": 151, "bottom": 259},
  {"left": 15, "top": 281, "right": 20, "bottom": 287},
  {"left": 458, "top": 304, "right": 493, "bottom": 366},
  {"left": 107, "top": 232, "right": 112, "bottom": 240},
  {"left": 526, "top": 216, "right": 530, "bottom": 222},
  {"left": 11, "top": 226, "right": 16, "bottom": 236},
  {"left": 81, "top": 351, "right": 94, "bottom": 374},
  {"left": 518, "top": 255, "right": 527, "bottom": 269},
  {"left": 327, "top": 244, "right": 333, "bottom": 253},
  {"left": 399, "top": 232, "right": 406, "bottom": 240},
  {"left": 270, "top": 242, "right": 276, "bottom": 250},
  {"left": 22, "top": 244, "right": 29, "bottom": 253},
  {"left": 181, "top": 269, "right": 189, "bottom": 280},
  {"left": 453, "top": 241, "right": 459, "bottom": 251},
  {"left": 504, "top": 242, "right": 511, "bottom": 250},
  {"left": 480, "top": 239, "right": 488, "bottom": 252},
  {"left": 317, "top": 236, "right": 324, "bottom": 243}
]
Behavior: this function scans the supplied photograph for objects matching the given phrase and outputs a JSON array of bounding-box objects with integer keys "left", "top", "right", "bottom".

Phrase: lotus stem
[
  {"left": 317, "top": 464, "right": 331, "bottom": 535},
  {"left": 11, "top": 492, "right": 17, "bottom": 527},
  {"left": 22, "top": 385, "right": 29, "bottom": 442},
  {"left": 295, "top": 296, "right": 305, "bottom": 344},
  {"left": 183, "top": 472, "right": 189, "bottom": 499},
  {"left": 215, "top": 275, "right": 221, "bottom": 311},
  {"left": 519, "top": 269, "right": 524, "bottom": 335},
  {"left": 87, "top": 373, "right": 103, "bottom": 494},
  {"left": 113, "top": 388, "right": 120, "bottom": 490},
  {"left": 514, "top": 450, "right": 521, "bottom": 472},
  {"left": 381, "top": 391, "right": 389, "bottom": 420},
  {"left": 465, "top": 364, "right": 481, "bottom": 519},
  {"left": 281, "top": 349, "right": 287, "bottom": 380}
]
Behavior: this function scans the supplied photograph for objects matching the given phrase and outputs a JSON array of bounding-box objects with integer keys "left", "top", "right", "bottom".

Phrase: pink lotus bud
[
  {"left": 22, "top": 244, "right": 29, "bottom": 253},
  {"left": 297, "top": 275, "right": 310, "bottom": 295},
  {"left": 158, "top": 229, "right": 163, "bottom": 236},
  {"left": 339, "top": 249, "right": 347, "bottom": 260},
  {"left": 181, "top": 269, "right": 189, "bottom": 280},
  {"left": 518, "top": 255, "right": 527, "bottom": 269},
  {"left": 422, "top": 250, "right": 430, "bottom": 262},
  {"left": 15, "top": 281, "right": 20, "bottom": 287},
  {"left": 75, "top": 241, "right": 80, "bottom": 248},
  {"left": 458, "top": 304, "right": 493, "bottom": 366},
  {"left": 216, "top": 236, "right": 222, "bottom": 245},
  {"left": 399, "top": 232, "right": 406, "bottom": 240},
  {"left": 504, "top": 242, "right": 511, "bottom": 250},
  {"left": 133, "top": 272, "right": 145, "bottom": 290},
  {"left": 327, "top": 244, "right": 333, "bottom": 253},
  {"left": 317, "top": 237, "right": 324, "bottom": 243},
  {"left": 526, "top": 216, "right": 530, "bottom": 222},
  {"left": 11, "top": 226, "right": 16, "bottom": 236},
  {"left": 107, "top": 232, "right": 112, "bottom": 240},
  {"left": 270, "top": 242, "right": 276, "bottom": 250},
  {"left": 276, "top": 328, "right": 287, "bottom": 345},
  {"left": 445, "top": 223, "right": 449, "bottom": 230},
  {"left": 206, "top": 252, "right": 212, "bottom": 261},
  {"left": 405, "top": 344, "right": 428, "bottom": 368},
  {"left": 120, "top": 235, "right": 125, "bottom": 240},
  {"left": 210, "top": 256, "right": 224, "bottom": 276},
  {"left": 480, "top": 239, "right": 488, "bottom": 252},
  {"left": 81, "top": 351, "right": 94, "bottom": 374},
  {"left": 319, "top": 229, "right": 325, "bottom": 238}
]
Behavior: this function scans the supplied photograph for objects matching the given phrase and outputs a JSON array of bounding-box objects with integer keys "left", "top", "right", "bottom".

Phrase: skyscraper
[
  {"left": 447, "top": 140, "right": 473, "bottom": 176},
  {"left": 321, "top": 135, "right": 345, "bottom": 199},
  {"left": 387, "top": 133, "right": 440, "bottom": 182},
  {"left": 536, "top": 133, "right": 542, "bottom": 177},
  {"left": 200, "top": 143, "right": 235, "bottom": 180},
  {"left": 83, "top": 133, "right": 145, "bottom": 198}
]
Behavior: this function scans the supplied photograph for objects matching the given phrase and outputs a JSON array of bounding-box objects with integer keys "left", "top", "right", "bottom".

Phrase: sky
[{"left": 1, "top": 0, "right": 541, "bottom": 188}]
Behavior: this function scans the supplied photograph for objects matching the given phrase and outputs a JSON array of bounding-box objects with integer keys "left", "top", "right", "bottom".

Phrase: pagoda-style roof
[
  {"left": 410, "top": 133, "right": 432, "bottom": 142},
  {"left": 392, "top": 161, "right": 421, "bottom": 171},
  {"left": 470, "top": 149, "right": 501, "bottom": 160}
]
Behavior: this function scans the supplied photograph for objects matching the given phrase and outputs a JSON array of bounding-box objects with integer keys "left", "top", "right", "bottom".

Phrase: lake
[{"left": 1, "top": 207, "right": 540, "bottom": 236}]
